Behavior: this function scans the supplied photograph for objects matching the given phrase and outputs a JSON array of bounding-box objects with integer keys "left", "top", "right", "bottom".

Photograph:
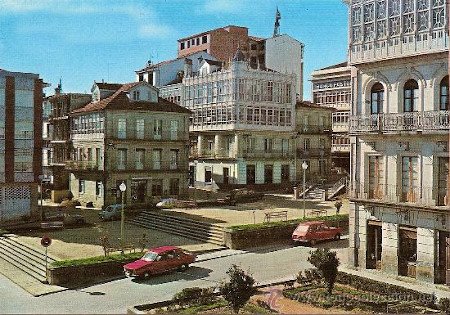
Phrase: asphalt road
[{"left": 0, "top": 240, "right": 348, "bottom": 314}]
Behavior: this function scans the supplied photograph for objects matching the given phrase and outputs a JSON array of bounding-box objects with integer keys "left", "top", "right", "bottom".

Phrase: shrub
[
  {"left": 440, "top": 298, "right": 450, "bottom": 314},
  {"left": 307, "top": 248, "right": 340, "bottom": 295},
  {"left": 172, "top": 287, "right": 217, "bottom": 307},
  {"left": 220, "top": 264, "right": 256, "bottom": 313}
]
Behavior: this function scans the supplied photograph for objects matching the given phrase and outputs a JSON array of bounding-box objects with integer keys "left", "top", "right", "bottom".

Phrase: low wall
[
  {"left": 224, "top": 219, "right": 348, "bottom": 250},
  {"left": 48, "top": 258, "right": 136, "bottom": 286}
]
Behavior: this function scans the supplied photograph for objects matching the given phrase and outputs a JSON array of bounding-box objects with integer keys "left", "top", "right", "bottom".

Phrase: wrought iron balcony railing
[
  {"left": 350, "top": 183, "right": 447, "bottom": 207},
  {"left": 350, "top": 110, "right": 450, "bottom": 134},
  {"left": 66, "top": 160, "right": 101, "bottom": 171}
]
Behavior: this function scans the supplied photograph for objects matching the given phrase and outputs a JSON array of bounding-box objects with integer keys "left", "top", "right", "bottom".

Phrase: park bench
[
  {"left": 308, "top": 209, "right": 327, "bottom": 217},
  {"left": 264, "top": 210, "right": 288, "bottom": 223}
]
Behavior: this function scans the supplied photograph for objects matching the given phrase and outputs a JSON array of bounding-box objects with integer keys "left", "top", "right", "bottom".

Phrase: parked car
[
  {"left": 225, "top": 188, "right": 264, "bottom": 205},
  {"left": 292, "top": 221, "right": 342, "bottom": 246},
  {"left": 98, "top": 204, "right": 122, "bottom": 221},
  {"left": 123, "top": 246, "right": 196, "bottom": 278}
]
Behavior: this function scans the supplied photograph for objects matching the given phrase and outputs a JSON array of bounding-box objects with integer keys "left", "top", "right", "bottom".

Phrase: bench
[
  {"left": 40, "top": 221, "right": 64, "bottom": 229},
  {"left": 264, "top": 211, "right": 288, "bottom": 223},
  {"left": 308, "top": 209, "right": 327, "bottom": 217}
]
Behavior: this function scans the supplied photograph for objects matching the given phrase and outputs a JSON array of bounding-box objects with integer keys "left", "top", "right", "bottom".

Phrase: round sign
[{"left": 41, "top": 236, "right": 52, "bottom": 247}]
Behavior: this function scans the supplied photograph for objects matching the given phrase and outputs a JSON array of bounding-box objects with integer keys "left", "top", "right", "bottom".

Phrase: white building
[
  {"left": 185, "top": 50, "right": 297, "bottom": 187},
  {"left": 348, "top": 0, "right": 449, "bottom": 285}
]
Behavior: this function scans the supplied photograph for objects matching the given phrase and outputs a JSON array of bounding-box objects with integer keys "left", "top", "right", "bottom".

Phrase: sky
[{"left": 0, "top": 0, "right": 349, "bottom": 100}]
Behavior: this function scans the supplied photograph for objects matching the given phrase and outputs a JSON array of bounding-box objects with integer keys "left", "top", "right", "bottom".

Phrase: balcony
[
  {"left": 350, "top": 111, "right": 450, "bottom": 134},
  {"left": 350, "top": 183, "right": 448, "bottom": 209},
  {"left": 331, "top": 144, "right": 350, "bottom": 153},
  {"left": 66, "top": 160, "right": 101, "bottom": 171},
  {"left": 296, "top": 148, "right": 329, "bottom": 158},
  {"left": 297, "top": 124, "right": 332, "bottom": 134},
  {"left": 242, "top": 150, "right": 291, "bottom": 159}
]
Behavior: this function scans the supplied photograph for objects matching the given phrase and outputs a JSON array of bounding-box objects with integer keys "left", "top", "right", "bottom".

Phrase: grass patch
[
  {"left": 229, "top": 214, "right": 348, "bottom": 232},
  {"left": 51, "top": 252, "right": 143, "bottom": 268},
  {"left": 175, "top": 300, "right": 228, "bottom": 314}
]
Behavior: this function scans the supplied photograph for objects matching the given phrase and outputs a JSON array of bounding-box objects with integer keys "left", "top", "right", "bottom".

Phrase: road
[{"left": 0, "top": 240, "right": 348, "bottom": 314}]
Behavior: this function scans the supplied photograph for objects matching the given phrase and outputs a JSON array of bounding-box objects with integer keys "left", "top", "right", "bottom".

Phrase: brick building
[{"left": 0, "top": 69, "right": 46, "bottom": 222}]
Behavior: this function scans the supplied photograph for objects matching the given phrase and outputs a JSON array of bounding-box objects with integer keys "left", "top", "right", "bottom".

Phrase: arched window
[
  {"left": 440, "top": 76, "right": 449, "bottom": 110},
  {"left": 370, "top": 83, "right": 384, "bottom": 114},
  {"left": 403, "top": 79, "right": 418, "bottom": 112}
]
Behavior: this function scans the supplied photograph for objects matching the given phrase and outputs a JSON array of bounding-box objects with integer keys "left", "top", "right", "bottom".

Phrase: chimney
[{"left": 184, "top": 58, "right": 193, "bottom": 78}]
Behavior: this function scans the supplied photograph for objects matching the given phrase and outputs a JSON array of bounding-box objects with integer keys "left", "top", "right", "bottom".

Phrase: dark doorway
[
  {"left": 437, "top": 231, "right": 450, "bottom": 285},
  {"left": 281, "top": 165, "right": 290, "bottom": 182},
  {"left": 247, "top": 164, "right": 255, "bottom": 184},
  {"left": 205, "top": 169, "right": 212, "bottom": 183},
  {"left": 189, "top": 166, "right": 195, "bottom": 187},
  {"left": 398, "top": 226, "right": 417, "bottom": 278},
  {"left": 366, "top": 222, "right": 382, "bottom": 270},
  {"left": 264, "top": 165, "right": 273, "bottom": 184},
  {"left": 223, "top": 167, "right": 229, "bottom": 185}
]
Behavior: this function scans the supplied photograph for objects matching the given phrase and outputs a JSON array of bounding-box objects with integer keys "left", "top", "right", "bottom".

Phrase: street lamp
[
  {"left": 119, "top": 181, "right": 126, "bottom": 254},
  {"left": 302, "top": 161, "right": 308, "bottom": 219}
]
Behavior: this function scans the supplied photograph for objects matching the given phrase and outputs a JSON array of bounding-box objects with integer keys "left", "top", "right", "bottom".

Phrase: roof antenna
[{"left": 273, "top": 6, "right": 281, "bottom": 37}]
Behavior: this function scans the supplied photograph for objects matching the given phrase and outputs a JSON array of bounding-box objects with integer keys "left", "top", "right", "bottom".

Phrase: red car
[
  {"left": 292, "top": 221, "right": 342, "bottom": 246},
  {"left": 123, "top": 246, "right": 196, "bottom": 278}
]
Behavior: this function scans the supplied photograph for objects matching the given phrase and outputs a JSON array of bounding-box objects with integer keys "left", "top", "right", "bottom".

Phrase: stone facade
[
  {"left": 68, "top": 81, "right": 190, "bottom": 208},
  {"left": 348, "top": 0, "right": 450, "bottom": 285}
]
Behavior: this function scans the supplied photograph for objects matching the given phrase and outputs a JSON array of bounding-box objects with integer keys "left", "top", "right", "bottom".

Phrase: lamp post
[
  {"left": 119, "top": 181, "right": 127, "bottom": 254},
  {"left": 302, "top": 161, "right": 308, "bottom": 219},
  {"left": 38, "top": 175, "right": 44, "bottom": 221}
]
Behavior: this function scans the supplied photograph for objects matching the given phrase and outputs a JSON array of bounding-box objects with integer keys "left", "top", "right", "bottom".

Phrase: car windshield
[
  {"left": 142, "top": 251, "right": 158, "bottom": 261},
  {"left": 296, "top": 225, "right": 310, "bottom": 233}
]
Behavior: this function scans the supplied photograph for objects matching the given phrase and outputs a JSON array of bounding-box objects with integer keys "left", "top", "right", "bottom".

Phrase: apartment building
[
  {"left": 68, "top": 81, "right": 191, "bottom": 207},
  {"left": 311, "top": 62, "right": 351, "bottom": 172},
  {"left": 0, "top": 69, "right": 46, "bottom": 222},
  {"left": 295, "top": 102, "right": 333, "bottom": 182},
  {"left": 45, "top": 86, "right": 90, "bottom": 202},
  {"left": 347, "top": 0, "right": 449, "bottom": 285},
  {"left": 186, "top": 50, "right": 297, "bottom": 187}
]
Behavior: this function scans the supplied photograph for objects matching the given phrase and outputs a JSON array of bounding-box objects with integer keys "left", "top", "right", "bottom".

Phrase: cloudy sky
[{"left": 0, "top": 0, "right": 348, "bottom": 100}]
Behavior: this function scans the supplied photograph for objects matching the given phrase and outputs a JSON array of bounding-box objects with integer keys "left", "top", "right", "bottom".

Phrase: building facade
[
  {"left": 348, "top": 0, "right": 449, "bottom": 285},
  {"left": 185, "top": 51, "right": 297, "bottom": 187},
  {"left": 295, "top": 102, "right": 333, "bottom": 183},
  {"left": 311, "top": 62, "right": 351, "bottom": 172},
  {"left": 68, "top": 81, "right": 191, "bottom": 208},
  {"left": 46, "top": 88, "right": 91, "bottom": 202},
  {"left": 0, "top": 69, "right": 46, "bottom": 222}
]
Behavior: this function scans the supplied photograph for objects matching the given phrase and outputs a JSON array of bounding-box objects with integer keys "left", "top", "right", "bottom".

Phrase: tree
[
  {"left": 307, "top": 248, "right": 340, "bottom": 295},
  {"left": 220, "top": 264, "right": 256, "bottom": 313}
]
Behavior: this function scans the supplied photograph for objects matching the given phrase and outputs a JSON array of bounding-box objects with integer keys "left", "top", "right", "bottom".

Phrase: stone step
[
  {"left": 0, "top": 237, "right": 50, "bottom": 282},
  {"left": 129, "top": 211, "right": 225, "bottom": 246}
]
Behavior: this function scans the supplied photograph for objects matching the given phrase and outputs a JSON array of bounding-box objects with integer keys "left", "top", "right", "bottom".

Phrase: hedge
[{"left": 51, "top": 252, "right": 143, "bottom": 268}]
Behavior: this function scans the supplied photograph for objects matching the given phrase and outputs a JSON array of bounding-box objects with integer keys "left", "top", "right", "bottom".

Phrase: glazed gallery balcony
[{"left": 349, "top": 110, "right": 450, "bottom": 134}]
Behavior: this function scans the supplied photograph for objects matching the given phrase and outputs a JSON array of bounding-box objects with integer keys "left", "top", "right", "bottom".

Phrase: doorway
[
  {"left": 223, "top": 167, "right": 229, "bottom": 185},
  {"left": 437, "top": 231, "right": 450, "bottom": 285},
  {"left": 247, "top": 164, "right": 255, "bottom": 184},
  {"left": 398, "top": 226, "right": 417, "bottom": 278},
  {"left": 366, "top": 222, "right": 382, "bottom": 270}
]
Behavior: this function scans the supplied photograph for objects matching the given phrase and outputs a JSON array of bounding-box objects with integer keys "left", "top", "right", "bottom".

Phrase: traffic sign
[{"left": 41, "top": 236, "right": 52, "bottom": 247}]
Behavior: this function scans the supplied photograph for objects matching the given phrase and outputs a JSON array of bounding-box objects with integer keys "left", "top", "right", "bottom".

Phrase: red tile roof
[
  {"left": 95, "top": 82, "right": 123, "bottom": 90},
  {"left": 71, "top": 82, "right": 191, "bottom": 115}
]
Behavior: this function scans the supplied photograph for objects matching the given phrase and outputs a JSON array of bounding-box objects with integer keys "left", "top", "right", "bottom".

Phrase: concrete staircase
[
  {"left": 0, "top": 235, "right": 55, "bottom": 283},
  {"left": 128, "top": 211, "right": 226, "bottom": 246}
]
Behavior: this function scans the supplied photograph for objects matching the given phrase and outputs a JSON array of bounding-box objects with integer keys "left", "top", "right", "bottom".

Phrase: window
[
  {"left": 135, "top": 149, "right": 145, "bottom": 170},
  {"left": 79, "top": 180, "right": 85, "bottom": 194},
  {"left": 96, "top": 181, "right": 102, "bottom": 196},
  {"left": 180, "top": 42, "right": 185, "bottom": 50},
  {"left": 281, "top": 139, "right": 289, "bottom": 155},
  {"left": 304, "top": 138, "right": 310, "bottom": 150},
  {"left": 247, "top": 137, "right": 256, "bottom": 152},
  {"left": 369, "top": 156, "right": 383, "bottom": 199},
  {"left": 152, "top": 149, "right": 162, "bottom": 170},
  {"left": 196, "top": 37, "right": 200, "bottom": 45},
  {"left": 170, "top": 178, "right": 179, "bottom": 195},
  {"left": 403, "top": 79, "right": 418, "bottom": 112},
  {"left": 152, "top": 179, "right": 163, "bottom": 196},
  {"left": 264, "top": 139, "right": 273, "bottom": 153},
  {"left": 154, "top": 119, "right": 162, "bottom": 139},
  {"left": 132, "top": 90, "right": 140, "bottom": 101},
  {"left": 118, "top": 118, "right": 126, "bottom": 139},
  {"left": 440, "top": 76, "right": 449, "bottom": 110},
  {"left": 401, "top": 156, "right": 419, "bottom": 202},
  {"left": 281, "top": 165, "right": 290, "bottom": 181},
  {"left": 319, "top": 138, "right": 325, "bottom": 149},
  {"left": 136, "top": 119, "right": 145, "bottom": 139},
  {"left": 202, "top": 35, "right": 207, "bottom": 44},
  {"left": 87, "top": 148, "right": 92, "bottom": 161},
  {"left": 170, "top": 149, "right": 179, "bottom": 169},
  {"left": 117, "top": 149, "right": 127, "bottom": 170},
  {"left": 170, "top": 120, "right": 178, "bottom": 140},
  {"left": 371, "top": 82, "right": 384, "bottom": 114}
]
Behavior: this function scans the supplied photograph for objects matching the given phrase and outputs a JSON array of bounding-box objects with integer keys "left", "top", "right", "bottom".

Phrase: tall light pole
[
  {"left": 302, "top": 161, "right": 308, "bottom": 219},
  {"left": 119, "top": 181, "right": 126, "bottom": 254},
  {"left": 38, "top": 175, "right": 44, "bottom": 221}
]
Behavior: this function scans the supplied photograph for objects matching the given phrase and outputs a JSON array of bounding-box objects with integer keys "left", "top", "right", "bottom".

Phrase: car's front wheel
[{"left": 178, "top": 264, "right": 189, "bottom": 271}]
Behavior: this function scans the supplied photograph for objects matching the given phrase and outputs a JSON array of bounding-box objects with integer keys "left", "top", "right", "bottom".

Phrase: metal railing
[
  {"left": 350, "top": 110, "right": 450, "bottom": 134},
  {"left": 65, "top": 160, "right": 100, "bottom": 171},
  {"left": 351, "top": 183, "right": 446, "bottom": 207},
  {"left": 296, "top": 148, "right": 329, "bottom": 158}
]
